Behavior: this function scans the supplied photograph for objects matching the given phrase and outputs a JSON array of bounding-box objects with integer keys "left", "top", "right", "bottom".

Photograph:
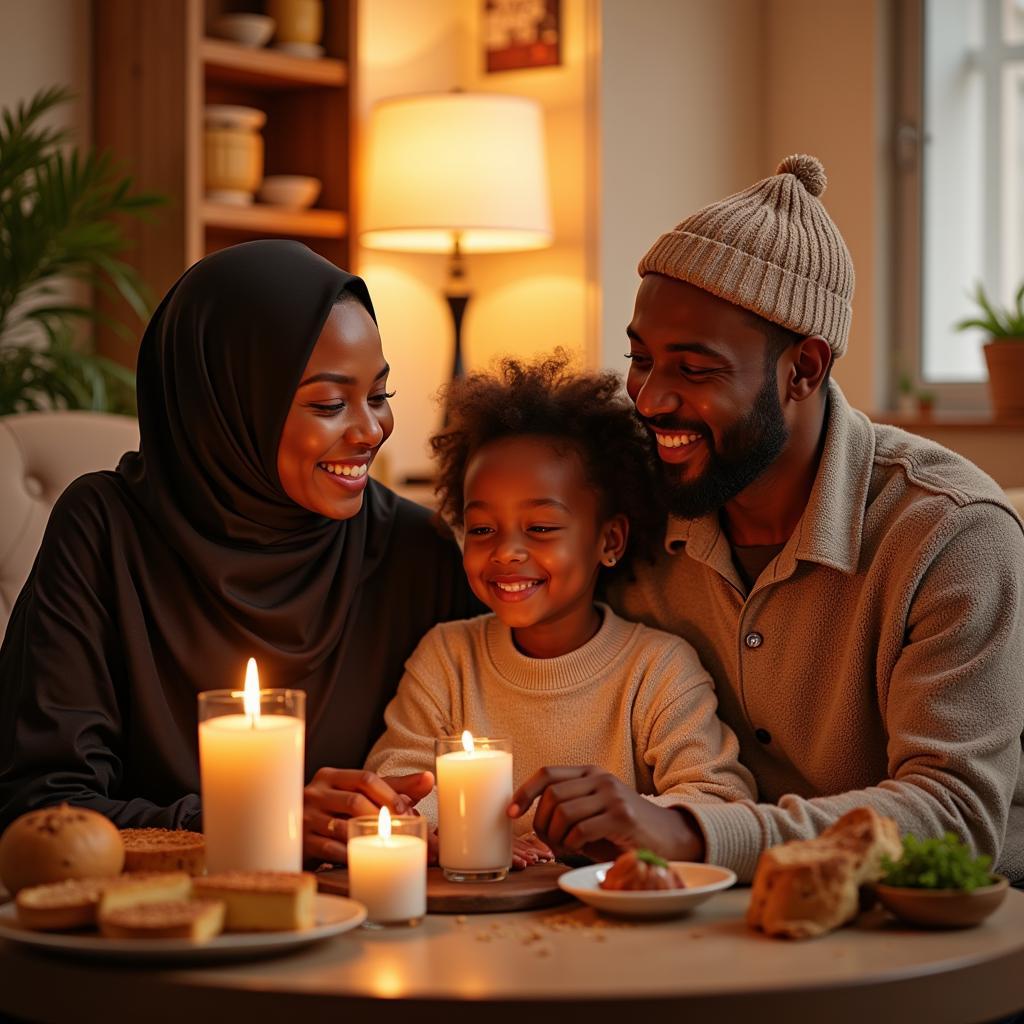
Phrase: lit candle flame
[
  {"left": 243, "top": 657, "right": 260, "bottom": 725},
  {"left": 379, "top": 804, "right": 392, "bottom": 841},
  {"left": 461, "top": 729, "right": 475, "bottom": 755}
]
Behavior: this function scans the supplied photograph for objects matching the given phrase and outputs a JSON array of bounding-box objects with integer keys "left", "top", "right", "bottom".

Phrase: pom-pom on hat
[{"left": 638, "top": 154, "right": 855, "bottom": 359}]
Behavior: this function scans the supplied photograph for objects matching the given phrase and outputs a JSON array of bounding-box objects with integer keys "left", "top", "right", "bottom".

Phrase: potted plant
[
  {"left": 955, "top": 282, "right": 1024, "bottom": 419},
  {"left": 0, "top": 86, "right": 164, "bottom": 416}
]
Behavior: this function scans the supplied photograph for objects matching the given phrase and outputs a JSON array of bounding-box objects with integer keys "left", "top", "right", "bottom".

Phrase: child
[{"left": 365, "top": 351, "right": 755, "bottom": 866}]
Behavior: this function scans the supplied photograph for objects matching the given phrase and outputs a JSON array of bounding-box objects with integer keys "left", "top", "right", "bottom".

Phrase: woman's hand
[
  {"left": 511, "top": 832, "right": 555, "bottom": 871},
  {"left": 303, "top": 767, "right": 434, "bottom": 864},
  {"left": 508, "top": 766, "right": 705, "bottom": 863}
]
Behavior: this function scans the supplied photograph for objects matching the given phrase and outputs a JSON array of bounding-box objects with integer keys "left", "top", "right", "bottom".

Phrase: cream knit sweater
[{"left": 365, "top": 605, "right": 756, "bottom": 834}]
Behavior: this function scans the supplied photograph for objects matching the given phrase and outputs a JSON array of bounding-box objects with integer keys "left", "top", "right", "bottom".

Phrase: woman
[{"left": 0, "top": 240, "right": 477, "bottom": 864}]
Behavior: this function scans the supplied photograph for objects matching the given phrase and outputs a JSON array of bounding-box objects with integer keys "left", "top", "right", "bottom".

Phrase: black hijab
[
  {"left": 118, "top": 239, "right": 387, "bottom": 690},
  {"left": 0, "top": 240, "right": 477, "bottom": 828}
]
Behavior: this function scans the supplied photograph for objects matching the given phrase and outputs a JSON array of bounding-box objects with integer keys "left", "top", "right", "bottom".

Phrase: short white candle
[
  {"left": 436, "top": 732, "right": 512, "bottom": 877},
  {"left": 348, "top": 807, "right": 427, "bottom": 925},
  {"left": 198, "top": 659, "right": 305, "bottom": 873}
]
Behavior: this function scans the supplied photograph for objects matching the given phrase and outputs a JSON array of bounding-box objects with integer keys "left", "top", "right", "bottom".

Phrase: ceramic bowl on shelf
[
  {"left": 211, "top": 13, "right": 276, "bottom": 48},
  {"left": 258, "top": 175, "right": 322, "bottom": 210},
  {"left": 874, "top": 875, "right": 1009, "bottom": 929}
]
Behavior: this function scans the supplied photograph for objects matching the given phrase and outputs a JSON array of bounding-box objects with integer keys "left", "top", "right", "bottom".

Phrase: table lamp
[{"left": 361, "top": 91, "right": 552, "bottom": 381}]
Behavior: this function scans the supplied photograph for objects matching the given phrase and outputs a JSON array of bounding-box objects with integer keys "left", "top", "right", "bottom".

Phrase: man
[{"left": 511, "top": 154, "right": 1024, "bottom": 884}]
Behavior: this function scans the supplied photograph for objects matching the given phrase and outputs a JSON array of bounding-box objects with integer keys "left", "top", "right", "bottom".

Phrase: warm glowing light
[
  {"left": 243, "top": 658, "right": 260, "bottom": 722},
  {"left": 361, "top": 92, "right": 552, "bottom": 255},
  {"left": 461, "top": 730, "right": 475, "bottom": 755},
  {"left": 378, "top": 804, "right": 392, "bottom": 842}
]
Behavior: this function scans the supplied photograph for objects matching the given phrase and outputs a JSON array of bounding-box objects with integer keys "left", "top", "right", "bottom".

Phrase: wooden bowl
[{"left": 875, "top": 875, "right": 1009, "bottom": 928}]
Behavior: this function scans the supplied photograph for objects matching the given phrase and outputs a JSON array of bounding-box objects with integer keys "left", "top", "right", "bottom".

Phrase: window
[{"left": 896, "top": 0, "right": 1024, "bottom": 406}]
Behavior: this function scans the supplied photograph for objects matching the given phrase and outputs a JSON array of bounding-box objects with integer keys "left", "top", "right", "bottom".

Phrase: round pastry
[
  {"left": 0, "top": 805, "right": 125, "bottom": 895},
  {"left": 119, "top": 828, "right": 206, "bottom": 875},
  {"left": 599, "top": 849, "right": 686, "bottom": 891}
]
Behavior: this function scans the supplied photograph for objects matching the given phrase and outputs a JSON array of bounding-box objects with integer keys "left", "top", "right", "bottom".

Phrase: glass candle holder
[
  {"left": 348, "top": 812, "right": 428, "bottom": 927},
  {"left": 198, "top": 686, "right": 305, "bottom": 874},
  {"left": 434, "top": 734, "right": 513, "bottom": 882}
]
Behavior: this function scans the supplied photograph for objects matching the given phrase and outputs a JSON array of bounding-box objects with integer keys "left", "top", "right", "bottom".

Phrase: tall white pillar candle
[
  {"left": 348, "top": 808, "right": 427, "bottom": 926},
  {"left": 435, "top": 732, "right": 512, "bottom": 882},
  {"left": 198, "top": 659, "right": 305, "bottom": 873}
]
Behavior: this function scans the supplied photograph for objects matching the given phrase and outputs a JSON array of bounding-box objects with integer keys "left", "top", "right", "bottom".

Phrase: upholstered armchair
[{"left": 0, "top": 412, "right": 139, "bottom": 639}]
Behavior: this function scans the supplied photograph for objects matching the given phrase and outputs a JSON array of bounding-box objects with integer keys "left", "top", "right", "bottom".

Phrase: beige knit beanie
[{"left": 638, "top": 154, "right": 855, "bottom": 358}]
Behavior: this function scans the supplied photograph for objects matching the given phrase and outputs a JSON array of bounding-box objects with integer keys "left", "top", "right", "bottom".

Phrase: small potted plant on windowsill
[{"left": 955, "top": 282, "right": 1024, "bottom": 419}]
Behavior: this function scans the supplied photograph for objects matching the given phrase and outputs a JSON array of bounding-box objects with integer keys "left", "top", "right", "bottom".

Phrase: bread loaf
[
  {"left": 192, "top": 871, "right": 316, "bottom": 931},
  {"left": 119, "top": 829, "right": 205, "bottom": 875},
  {"left": 747, "top": 806, "right": 901, "bottom": 939}
]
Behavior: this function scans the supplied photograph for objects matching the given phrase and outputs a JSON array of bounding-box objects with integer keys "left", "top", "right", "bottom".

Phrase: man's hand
[
  {"left": 303, "top": 767, "right": 434, "bottom": 864},
  {"left": 508, "top": 766, "right": 705, "bottom": 862}
]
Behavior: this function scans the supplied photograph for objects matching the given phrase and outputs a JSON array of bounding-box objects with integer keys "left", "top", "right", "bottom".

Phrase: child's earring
[{"left": 603, "top": 555, "right": 617, "bottom": 567}]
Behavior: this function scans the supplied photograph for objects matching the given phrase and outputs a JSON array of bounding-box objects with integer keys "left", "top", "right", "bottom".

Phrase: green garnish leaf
[
  {"left": 635, "top": 849, "right": 669, "bottom": 869},
  {"left": 881, "top": 833, "right": 993, "bottom": 891}
]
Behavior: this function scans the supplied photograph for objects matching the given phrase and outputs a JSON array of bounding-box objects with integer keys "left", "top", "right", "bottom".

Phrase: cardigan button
[
  {"left": 755, "top": 728, "right": 772, "bottom": 744},
  {"left": 744, "top": 631, "right": 763, "bottom": 649}
]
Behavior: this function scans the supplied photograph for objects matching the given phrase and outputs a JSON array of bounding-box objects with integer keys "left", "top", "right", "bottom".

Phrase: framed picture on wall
[{"left": 483, "top": 0, "right": 561, "bottom": 73}]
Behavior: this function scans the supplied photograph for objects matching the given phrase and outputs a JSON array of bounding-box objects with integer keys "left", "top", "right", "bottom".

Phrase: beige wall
[
  {"left": 0, "top": 1, "right": 91, "bottom": 135},
  {"left": 762, "top": 0, "right": 892, "bottom": 415},
  {"left": 599, "top": 0, "right": 765, "bottom": 369},
  {"left": 356, "top": 0, "right": 598, "bottom": 487}
]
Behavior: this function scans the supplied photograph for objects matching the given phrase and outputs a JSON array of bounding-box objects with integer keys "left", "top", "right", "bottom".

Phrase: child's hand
[
  {"left": 508, "top": 766, "right": 704, "bottom": 863},
  {"left": 511, "top": 832, "right": 555, "bottom": 871}
]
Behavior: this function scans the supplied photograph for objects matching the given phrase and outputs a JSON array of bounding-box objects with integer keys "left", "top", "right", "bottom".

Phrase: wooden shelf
[
  {"left": 201, "top": 38, "right": 348, "bottom": 89},
  {"left": 203, "top": 202, "right": 348, "bottom": 238}
]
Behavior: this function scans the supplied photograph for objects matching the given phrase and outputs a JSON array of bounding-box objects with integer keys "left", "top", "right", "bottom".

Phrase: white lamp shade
[{"left": 361, "top": 92, "right": 553, "bottom": 254}]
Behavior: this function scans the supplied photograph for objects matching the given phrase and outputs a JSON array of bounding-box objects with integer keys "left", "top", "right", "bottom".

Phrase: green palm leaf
[{"left": 0, "top": 85, "right": 165, "bottom": 414}]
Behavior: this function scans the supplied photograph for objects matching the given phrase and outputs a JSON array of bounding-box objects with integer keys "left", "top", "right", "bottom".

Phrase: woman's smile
[{"left": 316, "top": 457, "right": 371, "bottom": 491}]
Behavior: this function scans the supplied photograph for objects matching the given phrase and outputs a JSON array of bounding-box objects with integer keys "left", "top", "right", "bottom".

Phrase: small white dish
[
  {"left": 273, "top": 41, "right": 325, "bottom": 59},
  {"left": 211, "top": 13, "right": 275, "bottom": 48},
  {"left": 0, "top": 893, "right": 365, "bottom": 963},
  {"left": 558, "top": 861, "right": 736, "bottom": 918},
  {"left": 258, "top": 174, "right": 322, "bottom": 210}
]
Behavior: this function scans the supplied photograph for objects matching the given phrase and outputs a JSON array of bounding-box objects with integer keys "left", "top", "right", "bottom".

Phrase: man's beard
[{"left": 650, "top": 366, "right": 790, "bottom": 520}]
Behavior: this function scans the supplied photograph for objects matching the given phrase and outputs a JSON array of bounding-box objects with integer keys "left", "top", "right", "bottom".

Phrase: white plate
[
  {"left": 0, "top": 893, "right": 365, "bottom": 963},
  {"left": 558, "top": 861, "right": 736, "bottom": 918}
]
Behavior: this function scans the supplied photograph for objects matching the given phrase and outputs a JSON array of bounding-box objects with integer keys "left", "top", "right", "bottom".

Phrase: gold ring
[{"left": 327, "top": 818, "right": 336, "bottom": 834}]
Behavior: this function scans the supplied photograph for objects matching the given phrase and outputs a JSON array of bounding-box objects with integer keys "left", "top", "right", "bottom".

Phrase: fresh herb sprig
[
  {"left": 881, "top": 833, "right": 994, "bottom": 891},
  {"left": 635, "top": 849, "right": 669, "bottom": 869}
]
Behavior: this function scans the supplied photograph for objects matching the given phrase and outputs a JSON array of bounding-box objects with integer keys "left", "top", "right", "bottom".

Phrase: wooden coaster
[{"left": 316, "top": 862, "right": 573, "bottom": 914}]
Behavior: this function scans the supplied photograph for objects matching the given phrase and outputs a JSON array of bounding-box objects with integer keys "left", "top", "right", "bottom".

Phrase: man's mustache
[{"left": 638, "top": 415, "right": 709, "bottom": 438}]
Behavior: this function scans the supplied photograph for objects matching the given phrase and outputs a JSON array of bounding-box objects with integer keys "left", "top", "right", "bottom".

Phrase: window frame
[{"left": 893, "top": 0, "right": 1023, "bottom": 410}]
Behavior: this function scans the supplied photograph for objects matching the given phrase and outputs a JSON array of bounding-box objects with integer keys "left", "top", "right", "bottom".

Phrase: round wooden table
[{"left": 1, "top": 889, "right": 1023, "bottom": 1024}]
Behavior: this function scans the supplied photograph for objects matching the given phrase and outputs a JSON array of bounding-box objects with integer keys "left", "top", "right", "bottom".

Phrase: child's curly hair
[{"left": 430, "top": 349, "right": 664, "bottom": 570}]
